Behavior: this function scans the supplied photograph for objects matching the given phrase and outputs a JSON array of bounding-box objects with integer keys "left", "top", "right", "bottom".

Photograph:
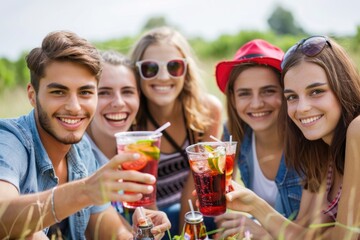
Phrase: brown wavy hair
[
  {"left": 26, "top": 30, "right": 102, "bottom": 93},
  {"left": 280, "top": 37, "right": 360, "bottom": 192},
  {"left": 130, "top": 26, "right": 212, "bottom": 134}
]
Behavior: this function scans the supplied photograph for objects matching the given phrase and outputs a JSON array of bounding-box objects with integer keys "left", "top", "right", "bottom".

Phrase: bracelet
[{"left": 51, "top": 186, "right": 61, "bottom": 223}]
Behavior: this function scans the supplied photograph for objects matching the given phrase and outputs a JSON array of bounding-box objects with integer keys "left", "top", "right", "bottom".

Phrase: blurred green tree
[
  {"left": 0, "top": 58, "right": 16, "bottom": 92},
  {"left": 14, "top": 52, "right": 30, "bottom": 86},
  {"left": 142, "top": 16, "right": 169, "bottom": 32},
  {"left": 352, "top": 25, "right": 360, "bottom": 51},
  {"left": 267, "top": 6, "right": 306, "bottom": 35},
  {"left": 95, "top": 37, "right": 135, "bottom": 55}
]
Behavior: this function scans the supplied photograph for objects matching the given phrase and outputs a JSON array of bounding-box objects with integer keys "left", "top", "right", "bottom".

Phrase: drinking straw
[
  {"left": 210, "top": 135, "right": 223, "bottom": 143},
  {"left": 188, "top": 199, "right": 198, "bottom": 239},
  {"left": 229, "top": 135, "right": 232, "bottom": 148},
  {"left": 188, "top": 199, "right": 196, "bottom": 218},
  {"left": 138, "top": 206, "right": 146, "bottom": 219},
  {"left": 154, "top": 122, "right": 171, "bottom": 134},
  {"left": 138, "top": 206, "right": 152, "bottom": 226}
]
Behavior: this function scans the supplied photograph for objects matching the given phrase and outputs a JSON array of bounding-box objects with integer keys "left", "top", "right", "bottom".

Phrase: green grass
[{"left": 0, "top": 87, "right": 32, "bottom": 118}]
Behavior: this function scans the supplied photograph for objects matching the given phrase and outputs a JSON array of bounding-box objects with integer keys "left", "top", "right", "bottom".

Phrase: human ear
[{"left": 27, "top": 83, "right": 36, "bottom": 107}]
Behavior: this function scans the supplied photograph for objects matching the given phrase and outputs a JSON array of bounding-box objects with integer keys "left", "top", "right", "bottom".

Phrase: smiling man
[{"left": 0, "top": 31, "right": 170, "bottom": 239}]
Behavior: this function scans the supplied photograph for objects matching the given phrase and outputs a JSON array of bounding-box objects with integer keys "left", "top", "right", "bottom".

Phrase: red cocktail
[
  {"left": 115, "top": 131, "right": 161, "bottom": 208},
  {"left": 186, "top": 142, "right": 227, "bottom": 216},
  {"left": 224, "top": 142, "right": 237, "bottom": 192}
]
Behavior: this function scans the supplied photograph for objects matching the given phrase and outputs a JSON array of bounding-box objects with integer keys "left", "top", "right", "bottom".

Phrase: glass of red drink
[
  {"left": 185, "top": 142, "right": 227, "bottom": 216},
  {"left": 114, "top": 131, "right": 161, "bottom": 208},
  {"left": 224, "top": 141, "right": 237, "bottom": 192}
]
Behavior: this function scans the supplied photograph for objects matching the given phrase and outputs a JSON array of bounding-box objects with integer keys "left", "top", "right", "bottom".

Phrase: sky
[{"left": 1, "top": 0, "right": 360, "bottom": 60}]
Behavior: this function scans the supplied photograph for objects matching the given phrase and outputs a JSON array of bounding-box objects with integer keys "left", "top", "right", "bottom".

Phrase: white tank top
[{"left": 251, "top": 132, "right": 278, "bottom": 208}]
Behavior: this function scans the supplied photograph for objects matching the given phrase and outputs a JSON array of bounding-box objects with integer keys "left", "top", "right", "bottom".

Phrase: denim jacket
[
  {"left": 224, "top": 125, "right": 302, "bottom": 218},
  {"left": 0, "top": 111, "right": 109, "bottom": 239}
]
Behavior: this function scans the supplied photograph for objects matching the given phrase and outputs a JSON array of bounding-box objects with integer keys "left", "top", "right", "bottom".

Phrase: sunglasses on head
[
  {"left": 136, "top": 58, "right": 187, "bottom": 80},
  {"left": 281, "top": 36, "right": 332, "bottom": 70}
]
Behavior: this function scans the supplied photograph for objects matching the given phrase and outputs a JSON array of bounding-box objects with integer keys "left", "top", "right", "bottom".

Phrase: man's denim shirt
[
  {"left": 224, "top": 124, "right": 303, "bottom": 218},
  {"left": 0, "top": 110, "right": 109, "bottom": 239}
]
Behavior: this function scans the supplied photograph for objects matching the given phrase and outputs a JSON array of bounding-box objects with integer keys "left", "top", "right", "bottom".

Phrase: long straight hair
[{"left": 280, "top": 38, "right": 360, "bottom": 192}]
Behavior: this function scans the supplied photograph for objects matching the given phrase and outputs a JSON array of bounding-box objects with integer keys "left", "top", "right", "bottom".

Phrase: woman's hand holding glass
[{"left": 225, "top": 180, "right": 260, "bottom": 214}]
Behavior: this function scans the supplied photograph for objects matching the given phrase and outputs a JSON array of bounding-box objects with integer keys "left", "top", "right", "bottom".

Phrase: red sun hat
[{"left": 215, "top": 39, "right": 284, "bottom": 93}]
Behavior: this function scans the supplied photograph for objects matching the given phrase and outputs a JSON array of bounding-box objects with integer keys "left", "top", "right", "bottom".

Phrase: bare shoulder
[
  {"left": 346, "top": 115, "right": 360, "bottom": 139},
  {"left": 345, "top": 116, "right": 360, "bottom": 167},
  {"left": 201, "top": 94, "right": 224, "bottom": 139},
  {"left": 202, "top": 93, "right": 223, "bottom": 110}
]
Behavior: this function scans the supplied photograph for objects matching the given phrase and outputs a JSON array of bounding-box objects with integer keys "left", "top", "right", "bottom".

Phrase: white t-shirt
[{"left": 251, "top": 132, "right": 278, "bottom": 208}]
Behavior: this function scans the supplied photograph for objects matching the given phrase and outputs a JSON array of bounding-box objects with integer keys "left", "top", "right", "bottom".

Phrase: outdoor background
[{"left": 1, "top": 0, "right": 360, "bottom": 118}]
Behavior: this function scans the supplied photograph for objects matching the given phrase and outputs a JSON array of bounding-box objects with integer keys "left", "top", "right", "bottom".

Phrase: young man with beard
[{"left": 0, "top": 31, "right": 170, "bottom": 239}]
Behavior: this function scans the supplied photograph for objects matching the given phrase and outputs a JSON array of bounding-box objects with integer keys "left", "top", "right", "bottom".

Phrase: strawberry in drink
[{"left": 115, "top": 132, "right": 161, "bottom": 208}]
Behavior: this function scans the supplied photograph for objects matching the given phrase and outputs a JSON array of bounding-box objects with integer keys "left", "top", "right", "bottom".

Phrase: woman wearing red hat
[
  {"left": 214, "top": 39, "right": 302, "bottom": 239},
  {"left": 225, "top": 36, "right": 360, "bottom": 239}
]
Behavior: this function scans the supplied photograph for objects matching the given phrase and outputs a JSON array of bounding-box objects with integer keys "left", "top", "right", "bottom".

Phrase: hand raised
[
  {"left": 225, "top": 180, "right": 258, "bottom": 214},
  {"left": 84, "top": 153, "right": 156, "bottom": 205}
]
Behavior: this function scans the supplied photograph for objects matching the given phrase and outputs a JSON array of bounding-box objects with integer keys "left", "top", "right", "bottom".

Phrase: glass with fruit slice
[
  {"left": 224, "top": 141, "right": 237, "bottom": 192},
  {"left": 185, "top": 142, "right": 227, "bottom": 216},
  {"left": 204, "top": 141, "right": 237, "bottom": 192},
  {"left": 114, "top": 131, "right": 161, "bottom": 208}
]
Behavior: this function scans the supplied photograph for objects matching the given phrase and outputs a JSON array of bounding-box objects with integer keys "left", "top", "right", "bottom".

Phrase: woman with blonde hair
[{"left": 130, "top": 26, "right": 222, "bottom": 236}]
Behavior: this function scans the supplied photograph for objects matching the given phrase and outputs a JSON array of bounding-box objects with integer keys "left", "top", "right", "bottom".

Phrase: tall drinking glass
[
  {"left": 115, "top": 131, "right": 161, "bottom": 208},
  {"left": 186, "top": 142, "right": 226, "bottom": 216},
  {"left": 224, "top": 141, "right": 237, "bottom": 192}
]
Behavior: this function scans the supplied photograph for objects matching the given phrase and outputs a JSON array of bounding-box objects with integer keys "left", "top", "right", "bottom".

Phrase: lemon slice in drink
[
  {"left": 207, "top": 153, "right": 217, "bottom": 171},
  {"left": 205, "top": 145, "right": 225, "bottom": 174},
  {"left": 205, "top": 145, "right": 217, "bottom": 171},
  {"left": 125, "top": 140, "right": 160, "bottom": 160},
  {"left": 204, "top": 145, "right": 214, "bottom": 152},
  {"left": 212, "top": 152, "right": 226, "bottom": 174}
]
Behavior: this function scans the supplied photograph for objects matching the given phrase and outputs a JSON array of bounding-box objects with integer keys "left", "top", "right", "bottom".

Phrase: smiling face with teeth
[
  {"left": 284, "top": 61, "right": 342, "bottom": 144},
  {"left": 28, "top": 61, "right": 98, "bottom": 145},
  {"left": 89, "top": 63, "right": 139, "bottom": 140},
  {"left": 139, "top": 43, "right": 185, "bottom": 108},
  {"left": 233, "top": 66, "right": 282, "bottom": 133}
]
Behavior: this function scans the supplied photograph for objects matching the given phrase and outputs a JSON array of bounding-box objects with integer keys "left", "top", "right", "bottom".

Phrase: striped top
[
  {"left": 156, "top": 139, "right": 191, "bottom": 208},
  {"left": 322, "top": 163, "right": 342, "bottom": 221}
]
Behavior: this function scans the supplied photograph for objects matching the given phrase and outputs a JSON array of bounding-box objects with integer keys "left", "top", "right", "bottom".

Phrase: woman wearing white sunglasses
[{"left": 130, "top": 26, "right": 223, "bottom": 237}]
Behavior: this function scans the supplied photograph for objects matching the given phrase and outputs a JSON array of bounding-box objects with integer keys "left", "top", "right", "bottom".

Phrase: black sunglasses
[
  {"left": 281, "top": 36, "right": 332, "bottom": 70},
  {"left": 136, "top": 58, "right": 187, "bottom": 80}
]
